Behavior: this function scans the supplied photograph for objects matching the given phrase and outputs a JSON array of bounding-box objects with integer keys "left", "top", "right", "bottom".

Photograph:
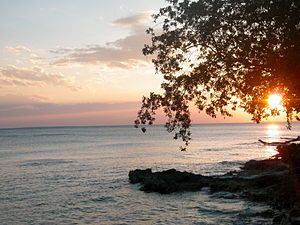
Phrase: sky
[{"left": 0, "top": 0, "right": 283, "bottom": 128}]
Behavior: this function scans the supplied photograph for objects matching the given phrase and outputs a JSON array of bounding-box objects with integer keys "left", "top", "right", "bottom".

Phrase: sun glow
[{"left": 268, "top": 94, "right": 283, "bottom": 109}]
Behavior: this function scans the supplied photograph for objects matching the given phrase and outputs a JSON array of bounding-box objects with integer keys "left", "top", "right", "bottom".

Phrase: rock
[
  {"left": 242, "top": 159, "right": 289, "bottom": 173},
  {"left": 273, "top": 213, "right": 287, "bottom": 224},
  {"left": 129, "top": 169, "right": 212, "bottom": 194},
  {"left": 277, "top": 144, "right": 300, "bottom": 173},
  {"left": 253, "top": 209, "right": 275, "bottom": 218},
  {"left": 129, "top": 168, "right": 152, "bottom": 184},
  {"left": 129, "top": 159, "right": 290, "bottom": 195},
  {"left": 289, "top": 208, "right": 300, "bottom": 224}
]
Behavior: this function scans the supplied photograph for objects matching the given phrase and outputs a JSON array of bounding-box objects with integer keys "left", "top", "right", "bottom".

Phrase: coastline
[{"left": 129, "top": 144, "right": 300, "bottom": 224}]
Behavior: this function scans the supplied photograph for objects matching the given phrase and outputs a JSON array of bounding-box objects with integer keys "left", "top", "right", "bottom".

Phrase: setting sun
[{"left": 268, "top": 94, "right": 283, "bottom": 109}]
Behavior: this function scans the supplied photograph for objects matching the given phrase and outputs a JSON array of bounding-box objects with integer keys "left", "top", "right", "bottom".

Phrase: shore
[{"left": 129, "top": 144, "right": 300, "bottom": 225}]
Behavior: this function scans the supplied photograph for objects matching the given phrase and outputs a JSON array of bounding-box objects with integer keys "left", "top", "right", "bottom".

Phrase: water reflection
[
  {"left": 264, "top": 146, "right": 278, "bottom": 158},
  {"left": 263, "top": 124, "right": 280, "bottom": 158},
  {"left": 267, "top": 124, "right": 280, "bottom": 140}
]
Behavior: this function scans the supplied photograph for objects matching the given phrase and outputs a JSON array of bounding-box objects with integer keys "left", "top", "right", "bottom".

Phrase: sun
[{"left": 268, "top": 94, "right": 282, "bottom": 109}]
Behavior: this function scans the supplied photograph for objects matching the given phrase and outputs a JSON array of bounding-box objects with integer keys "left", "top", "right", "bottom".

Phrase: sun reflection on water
[
  {"left": 263, "top": 124, "right": 280, "bottom": 158},
  {"left": 264, "top": 146, "right": 278, "bottom": 158},
  {"left": 267, "top": 124, "right": 280, "bottom": 140}
]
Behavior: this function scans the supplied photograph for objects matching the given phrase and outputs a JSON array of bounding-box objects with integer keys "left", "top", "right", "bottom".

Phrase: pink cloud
[
  {"left": 5, "top": 45, "right": 33, "bottom": 55},
  {"left": 52, "top": 13, "right": 153, "bottom": 69},
  {"left": 0, "top": 66, "right": 80, "bottom": 91},
  {"left": 0, "top": 95, "right": 142, "bottom": 128},
  {"left": 112, "top": 12, "right": 152, "bottom": 28}
]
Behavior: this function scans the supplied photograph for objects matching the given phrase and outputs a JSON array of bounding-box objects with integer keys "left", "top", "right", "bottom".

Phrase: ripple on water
[{"left": 19, "top": 159, "right": 74, "bottom": 167}]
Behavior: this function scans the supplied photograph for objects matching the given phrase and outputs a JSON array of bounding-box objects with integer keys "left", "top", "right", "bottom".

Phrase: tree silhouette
[{"left": 135, "top": 0, "right": 300, "bottom": 146}]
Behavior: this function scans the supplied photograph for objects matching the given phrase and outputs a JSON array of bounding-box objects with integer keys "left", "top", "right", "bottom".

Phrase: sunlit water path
[{"left": 1, "top": 123, "right": 299, "bottom": 224}]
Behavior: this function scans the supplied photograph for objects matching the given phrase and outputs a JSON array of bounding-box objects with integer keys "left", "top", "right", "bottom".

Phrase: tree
[{"left": 135, "top": 0, "right": 300, "bottom": 147}]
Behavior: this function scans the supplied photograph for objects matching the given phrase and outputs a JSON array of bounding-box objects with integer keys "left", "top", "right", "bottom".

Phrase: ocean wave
[
  {"left": 90, "top": 196, "right": 115, "bottom": 203},
  {"left": 0, "top": 133, "right": 70, "bottom": 138},
  {"left": 235, "top": 141, "right": 258, "bottom": 146},
  {"left": 204, "top": 148, "right": 230, "bottom": 152},
  {"left": 197, "top": 204, "right": 240, "bottom": 215},
  {"left": 19, "top": 159, "right": 74, "bottom": 167},
  {"left": 33, "top": 133, "right": 70, "bottom": 137},
  {"left": 218, "top": 160, "right": 245, "bottom": 166},
  {"left": 211, "top": 191, "right": 240, "bottom": 199}
]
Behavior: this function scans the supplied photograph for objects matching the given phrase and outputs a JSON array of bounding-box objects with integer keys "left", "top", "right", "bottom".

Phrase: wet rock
[
  {"left": 129, "top": 168, "right": 212, "bottom": 194},
  {"left": 129, "top": 159, "right": 290, "bottom": 195},
  {"left": 277, "top": 144, "right": 300, "bottom": 173},
  {"left": 242, "top": 159, "right": 289, "bottom": 172},
  {"left": 273, "top": 213, "right": 287, "bottom": 224},
  {"left": 289, "top": 207, "right": 300, "bottom": 224},
  {"left": 253, "top": 209, "right": 275, "bottom": 218},
  {"left": 129, "top": 168, "right": 152, "bottom": 184}
]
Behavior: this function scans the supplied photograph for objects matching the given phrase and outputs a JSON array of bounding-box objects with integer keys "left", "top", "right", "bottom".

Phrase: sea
[{"left": 1, "top": 123, "right": 300, "bottom": 225}]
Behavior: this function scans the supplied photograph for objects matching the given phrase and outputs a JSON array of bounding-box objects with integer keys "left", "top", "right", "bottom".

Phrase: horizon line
[{"left": 0, "top": 121, "right": 291, "bottom": 130}]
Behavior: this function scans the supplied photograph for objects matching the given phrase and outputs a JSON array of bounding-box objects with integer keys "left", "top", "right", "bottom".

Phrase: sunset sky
[{"left": 0, "top": 0, "right": 282, "bottom": 128}]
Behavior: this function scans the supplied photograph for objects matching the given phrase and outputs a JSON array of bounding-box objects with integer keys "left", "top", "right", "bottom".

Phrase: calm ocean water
[{"left": 1, "top": 123, "right": 300, "bottom": 224}]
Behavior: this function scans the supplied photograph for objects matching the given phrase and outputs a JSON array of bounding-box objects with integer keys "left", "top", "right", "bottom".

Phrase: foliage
[{"left": 135, "top": 0, "right": 300, "bottom": 146}]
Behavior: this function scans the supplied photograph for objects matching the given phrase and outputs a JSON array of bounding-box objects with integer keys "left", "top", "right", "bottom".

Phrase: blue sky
[{"left": 0, "top": 0, "right": 164, "bottom": 48}]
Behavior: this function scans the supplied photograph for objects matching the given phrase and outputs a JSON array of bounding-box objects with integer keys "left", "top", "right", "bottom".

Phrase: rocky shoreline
[{"left": 129, "top": 144, "right": 300, "bottom": 224}]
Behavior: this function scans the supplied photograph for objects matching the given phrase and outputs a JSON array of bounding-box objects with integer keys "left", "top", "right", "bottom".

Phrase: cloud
[
  {"left": 0, "top": 94, "right": 49, "bottom": 105},
  {"left": 0, "top": 66, "right": 80, "bottom": 91},
  {"left": 112, "top": 12, "right": 152, "bottom": 28},
  {"left": 0, "top": 96, "right": 139, "bottom": 117},
  {"left": 52, "top": 13, "right": 153, "bottom": 69},
  {"left": 5, "top": 45, "right": 33, "bottom": 55},
  {"left": 4, "top": 45, "right": 46, "bottom": 66},
  {"left": 0, "top": 95, "right": 141, "bottom": 128}
]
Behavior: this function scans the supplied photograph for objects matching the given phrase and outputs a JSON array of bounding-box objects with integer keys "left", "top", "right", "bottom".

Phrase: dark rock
[
  {"left": 253, "top": 209, "right": 275, "bottom": 218},
  {"left": 289, "top": 208, "right": 300, "bottom": 224},
  {"left": 277, "top": 144, "right": 300, "bottom": 174},
  {"left": 273, "top": 213, "right": 287, "bottom": 224},
  {"left": 242, "top": 159, "right": 289, "bottom": 173},
  {"left": 129, "top": 168, "right": 152, "bottom": 184},
  {"left": 129, "top": 168, "right": 212, "bottom": 194},
  {"left": 129, "top": 159, "right": 291, "bottom": 196}
]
